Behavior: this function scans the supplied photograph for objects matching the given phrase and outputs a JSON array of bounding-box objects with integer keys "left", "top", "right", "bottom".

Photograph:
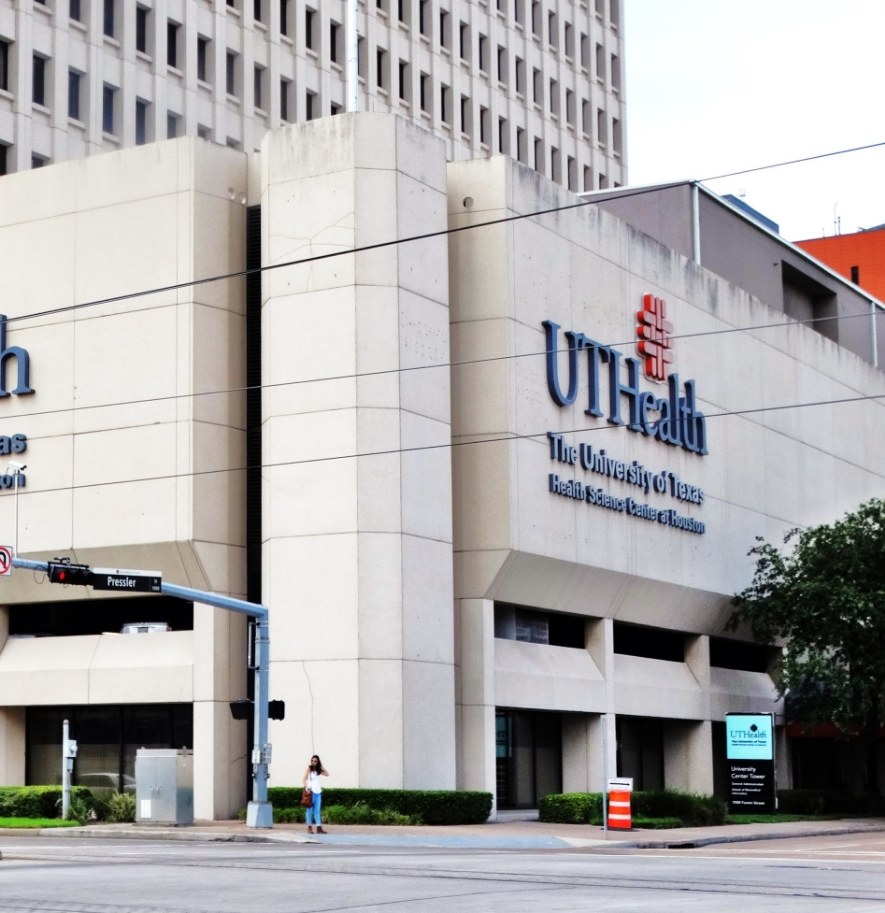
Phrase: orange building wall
[{"left": 796, "top": 228, "right": 885, "bottom": 301}]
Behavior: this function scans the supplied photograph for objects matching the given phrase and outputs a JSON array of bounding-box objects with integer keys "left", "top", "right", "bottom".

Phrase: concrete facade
[
  {"left": 0, "top": 0, "right": 626, "bottom": 192},
  {"left": 0, "top": 114, "right": 882, "bottom": 817}
]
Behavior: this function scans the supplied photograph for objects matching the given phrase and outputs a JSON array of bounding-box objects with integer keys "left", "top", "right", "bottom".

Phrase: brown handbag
[{"left": 300, "top": 788, "right": 313, "bottom": 807}]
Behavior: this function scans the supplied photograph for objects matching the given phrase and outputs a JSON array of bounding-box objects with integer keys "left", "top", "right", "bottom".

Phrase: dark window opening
[
  {"left": 103, "top": 0, "right": 116, "bottom": 38},
  {"left": 0, "top": 40, "right": 9, "bottom": 92},
  {"left": 494, "top": 602, "right": 585, "bottom": 648},
  {"left": 32, "top": 55, "right": 47, "bottom": 107},
  {"left": 136, "top": 7, "right": 149, "bottom": 54},
  {"left": 167, "top": 22, "right": 180, "bottom": 68},
  {"left": 613, "top": 622, "right": 685, "bottom": 662},
  {"left": 710, "top": 637, "right": 772, "bottom": 673},
  {"left": 10, "top": 596, "right": 193, "bottom": 637},
  {"left": 68, "top": 69, "right": 82, "bottom": 119}
]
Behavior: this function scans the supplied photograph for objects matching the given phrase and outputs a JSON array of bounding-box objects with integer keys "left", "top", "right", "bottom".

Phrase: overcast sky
[{"left": 624, "top": 0, "right": 885, "bottom": 241}]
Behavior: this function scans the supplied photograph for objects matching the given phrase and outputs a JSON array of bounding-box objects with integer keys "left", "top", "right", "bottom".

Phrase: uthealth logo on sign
[
  {"left": 0, "top": 314, "right": 34, "bottom": 398},
  {"left": 542, "top": 299, "right": 708, "bottom": 456}
]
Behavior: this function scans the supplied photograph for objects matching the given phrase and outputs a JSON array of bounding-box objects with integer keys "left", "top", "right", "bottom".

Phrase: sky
[{"left": 624, "top": 0, "right": 885, "bottom": 242}]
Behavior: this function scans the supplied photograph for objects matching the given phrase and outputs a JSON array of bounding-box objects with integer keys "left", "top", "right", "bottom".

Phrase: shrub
[
  {"left": 64, "top": 791, "right": 96, "bottom": 825},
  {"left": 538, "top": 793, "right": 602, "bottom": 824},
  {"left": 267, "top": 788, "right": 492, "bottom": 825},
  {"left": 0, "top": 786, "right": 94, "bottom": 820},
  {"left": 633, "top": 790, "right": 726, "bottom": 826},
  {"left": 631, "top": 816, "right": 682, "bottom": 829},
  {"left": 104, "top": 791, "right": 137, "bottom": 823},
  {"left": 540, "top": 789, "right": 726, "bottom": 827}
]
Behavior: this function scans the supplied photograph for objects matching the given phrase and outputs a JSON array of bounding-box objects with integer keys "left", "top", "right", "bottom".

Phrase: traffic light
[
  {"left": 47, "top": 559, "right": 93, "bottom": 586},
  {"left": 268, "top": 700, "right": 286, "bottom": 721}
]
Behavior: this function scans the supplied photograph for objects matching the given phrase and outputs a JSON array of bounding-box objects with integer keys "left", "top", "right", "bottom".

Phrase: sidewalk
[{"left": 10, "top": 813, "right": 885, "bottom": 851}]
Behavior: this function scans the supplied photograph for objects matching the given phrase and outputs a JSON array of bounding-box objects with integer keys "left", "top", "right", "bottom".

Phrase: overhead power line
[
  {"left": 6, "top": 138, "right": 885, "bottom": 328},
  {"left": 10, "top": 388, "right": 885, "bottom": 502},
  {"left": 700, "top": 140, "right": 885, "bottom": 183}
]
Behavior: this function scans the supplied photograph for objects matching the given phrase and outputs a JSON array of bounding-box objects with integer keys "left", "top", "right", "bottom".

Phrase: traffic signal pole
[
  {"left": 11, "top": 557, "right": 275, "bottom": 829},
  {"left": 161, "top": 581, "right": 272, "bottom": 829}
]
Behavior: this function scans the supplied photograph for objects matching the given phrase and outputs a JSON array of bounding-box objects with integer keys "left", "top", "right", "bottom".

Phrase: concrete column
[
  {"left": 457, "top": 598, "right": 496, "bottom": 805},
  {"left": 261, "top": 114, "right": 455, "bottom": 789},
  {"left": 775, "top": 724, "right": 791, "bottom": 789},
  {"left": 586, "top": 617, "right": 615, "bottom": 708},
  {"left": 192, "top": 605, "right": 248, "bottom": 819},
  {"left": 685, "top": 634, "right": 712, "bottom": 720},
  {"left": 664, "top": 719, "right": 714, "bottom": 794},
  {"left": 0, "top": 707, "right": 26, "bottom": 785}
]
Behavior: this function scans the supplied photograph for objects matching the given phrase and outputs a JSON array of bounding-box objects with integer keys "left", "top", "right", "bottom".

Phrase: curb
[{"left": 3, "top": 819, "right": 885, "bottom": 852}]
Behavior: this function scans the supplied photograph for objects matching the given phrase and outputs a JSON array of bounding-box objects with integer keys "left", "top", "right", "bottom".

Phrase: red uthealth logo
[{"left": 636, "top": 294, "right": 673, "bottom": 382}]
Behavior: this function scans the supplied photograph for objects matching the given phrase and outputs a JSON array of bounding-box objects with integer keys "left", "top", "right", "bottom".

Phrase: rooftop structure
[{"left": 796, "top": 225, "right": 885, "bottom": 304}]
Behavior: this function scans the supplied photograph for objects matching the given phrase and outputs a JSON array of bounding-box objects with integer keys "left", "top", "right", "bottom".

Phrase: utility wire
[
  {"left": 11, "top": 389, "right": 885, "bottom": 500},
  {"left": 5, "top": 138, "right": 884, "bottom": 327},
  {"left": 699, "top": 140, "right": 885, "bottom": 182},
  {"left": 7, "top": 302, "right": 881, "bottom": 424},
  {"left": 1, "top": 143, "right": 883, "bottom": 429}
]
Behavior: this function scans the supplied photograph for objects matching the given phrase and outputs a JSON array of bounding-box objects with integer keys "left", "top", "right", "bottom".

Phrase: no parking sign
[{"left": 0, "top": 545, "right": 13, "bottom": 575}]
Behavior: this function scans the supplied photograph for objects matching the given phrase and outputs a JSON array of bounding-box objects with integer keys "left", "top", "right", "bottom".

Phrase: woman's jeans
[{"left": 306, "top": 792, "right": 323, "bottom": 826}]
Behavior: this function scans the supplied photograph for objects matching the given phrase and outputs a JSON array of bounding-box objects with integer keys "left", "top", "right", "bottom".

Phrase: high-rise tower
[{"left": 0, "top": 0, "right": 626, "bottom": 191}]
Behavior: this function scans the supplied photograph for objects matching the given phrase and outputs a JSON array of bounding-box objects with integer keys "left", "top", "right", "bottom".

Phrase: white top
[{"left": 307, "top": 770, "right": 325, "bottom": 794}]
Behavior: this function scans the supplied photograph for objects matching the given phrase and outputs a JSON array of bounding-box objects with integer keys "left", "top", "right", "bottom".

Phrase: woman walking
[{"left": 302, "top": 754, "right": 329, "bottom": 834}]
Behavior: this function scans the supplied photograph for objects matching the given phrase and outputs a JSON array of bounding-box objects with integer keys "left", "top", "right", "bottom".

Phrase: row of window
[
  {"left": 372, "top": 0, "right": 621, "bottom": 31},
  {"left": 26, "top": 0, "right": 619, "bottom": 62},
  {"left": 2, "top": 36, "right": 617, "bottom": 114},
  {"left": 493, "top": 603, "right": 772, "bottom": 672},
  {"left": 4, "top": 36, "right": 620, "bottom": 155}
]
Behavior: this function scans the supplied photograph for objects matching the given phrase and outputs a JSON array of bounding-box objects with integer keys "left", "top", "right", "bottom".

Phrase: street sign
[
  {"left": 0, "top": 545, "right": 12, "bottom": 575},
  {"left": 91, "top": 567, "right": 162, "bottom": 593}
]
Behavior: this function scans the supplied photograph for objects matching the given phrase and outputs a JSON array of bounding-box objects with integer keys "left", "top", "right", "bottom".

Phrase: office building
[
  {"left": 0, "top": 116, "right": 882, "bottom": 816},
  {"left": 0, "top": 0, "right": 626, "bottom": 191}
]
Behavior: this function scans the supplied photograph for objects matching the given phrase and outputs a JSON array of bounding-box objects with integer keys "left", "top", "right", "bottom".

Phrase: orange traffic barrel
[{"left": 606, "top": 777, "right": 633, "bottom": 829}]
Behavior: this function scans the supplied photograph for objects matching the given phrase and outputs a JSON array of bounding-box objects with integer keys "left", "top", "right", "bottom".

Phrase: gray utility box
[{"left": 135, "top": 748, "right": 194, "bottom": 826}]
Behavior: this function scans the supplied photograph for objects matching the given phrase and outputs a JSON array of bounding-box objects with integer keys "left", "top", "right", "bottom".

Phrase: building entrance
[{"left": 495, "top": 709, "right": 562, "bottom": 809}]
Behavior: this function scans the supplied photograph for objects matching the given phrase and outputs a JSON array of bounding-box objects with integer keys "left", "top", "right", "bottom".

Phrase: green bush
[
  {"left": 538, "top": 792, "right": 602, "bottom": 824},
  {"left": 274, "top": 802, "right": 415, "bottom": 826},
  {"left": 104, "top": 791, "right": 136, "bottom": 823},
  {"left": 634, "top": 790, "right": 726, "bottom": 826},
  {"left": 0, "top": 786, "right": 94, "bottom": 820},
  {"left": 631, "top": 816, "right": 682, "bottom": 830},
  {"left": 540, "top": 789, "right": 726, "bottom": 827},
  {"left": 267, "top": 788, "right": 492, "bottom": 825}
]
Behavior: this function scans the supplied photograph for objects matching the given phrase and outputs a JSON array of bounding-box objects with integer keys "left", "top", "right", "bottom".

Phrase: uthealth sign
[
  {"left": 0, "top": 314, "right": 34, "bottom": 398},
  {"left": 542, "top": 319, "right": 708, "bottom": 456}
]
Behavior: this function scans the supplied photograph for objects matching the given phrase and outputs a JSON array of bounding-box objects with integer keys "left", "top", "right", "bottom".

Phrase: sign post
[{"left": 725, "top": 712, "right": 776, "bottom": 814}]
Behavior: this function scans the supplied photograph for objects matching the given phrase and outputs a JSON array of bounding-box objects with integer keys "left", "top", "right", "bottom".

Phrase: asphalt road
[{"left": 2, "top": 834, "right": 885, "bottom": 912}]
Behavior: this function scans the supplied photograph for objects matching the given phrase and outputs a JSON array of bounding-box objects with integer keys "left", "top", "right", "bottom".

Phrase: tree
[{"left": 729, "top": 497, "right": 885, "bottom": 794}]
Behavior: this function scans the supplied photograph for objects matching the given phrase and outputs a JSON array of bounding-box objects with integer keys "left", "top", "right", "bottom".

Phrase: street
[{"left": 2, "top": 833, "right": 885, "bottom": 912}]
